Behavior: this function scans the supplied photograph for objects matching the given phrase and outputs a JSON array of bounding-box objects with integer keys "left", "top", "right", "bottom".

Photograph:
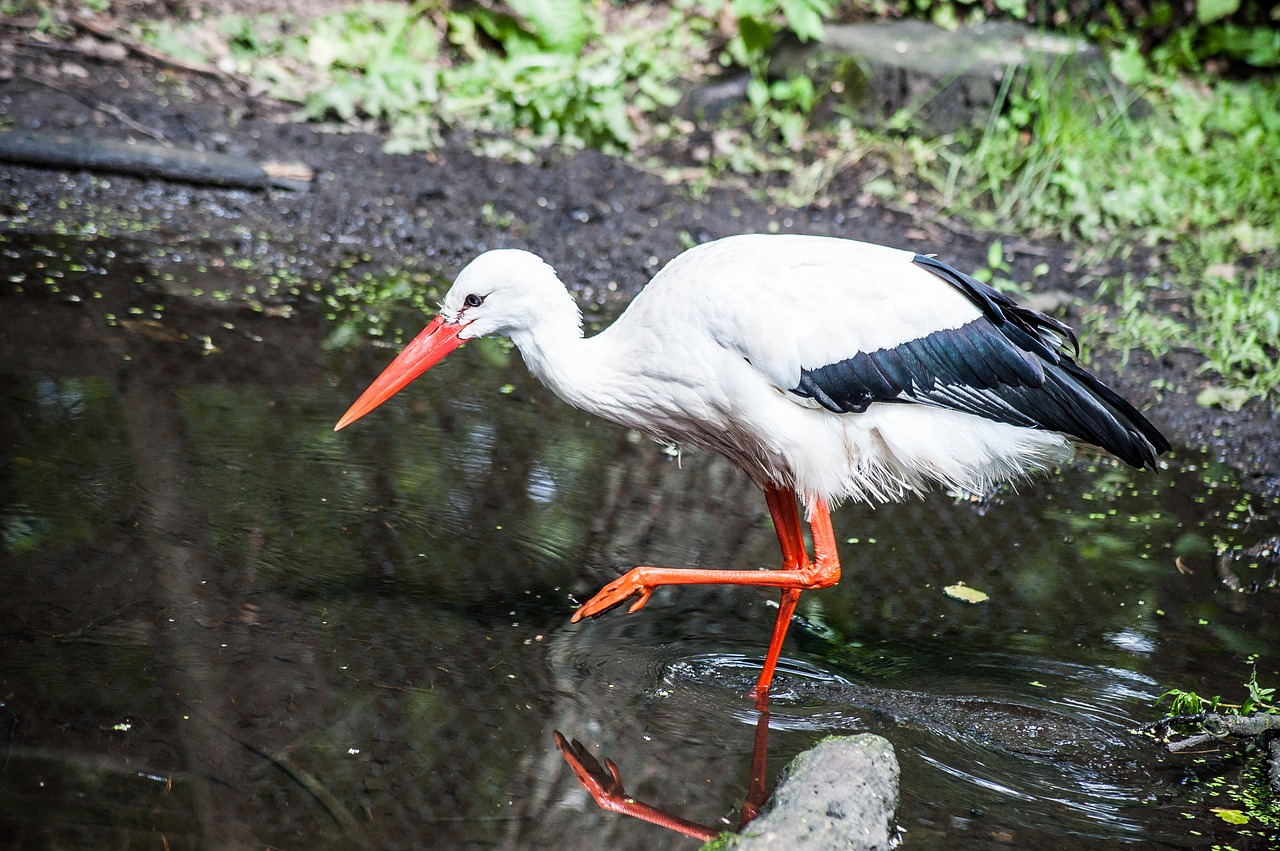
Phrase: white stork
[{"left": 335, "top": 234, "right": 1170, "bottom": 703}]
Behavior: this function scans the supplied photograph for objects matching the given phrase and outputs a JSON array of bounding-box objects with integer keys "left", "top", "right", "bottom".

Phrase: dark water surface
[{"left": 2, "top": 235, "right": 1279, "bottom": 849}]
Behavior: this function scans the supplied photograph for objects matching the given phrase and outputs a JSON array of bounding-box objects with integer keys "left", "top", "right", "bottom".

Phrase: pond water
[{"left": 2, "top": 233, "right": 1278, "bottom": 850}]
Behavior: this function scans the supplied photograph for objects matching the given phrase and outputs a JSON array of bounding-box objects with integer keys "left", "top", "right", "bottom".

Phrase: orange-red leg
[
  {"left": 553, "top": 733, "right": 720, "bottom": 842},
  {"left": 763, "top": 482, "right": 806, "bottom": 571},
  {"left": 572, "top": 484, "right": 841, "bottom": 703},
  {"left": 753, "top": 484, "right": 807, "bottom": 706},
  {"left": 739, "top": 706, "right": 773, "bottom": 827},
  {"left": 555, "top": 704, "right": 776, "bottom": 840}
]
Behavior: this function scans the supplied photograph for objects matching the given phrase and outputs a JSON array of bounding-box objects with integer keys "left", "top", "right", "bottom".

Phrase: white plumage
[{"left": 336, "top": 233, "right": 1169, "bottom": 702}]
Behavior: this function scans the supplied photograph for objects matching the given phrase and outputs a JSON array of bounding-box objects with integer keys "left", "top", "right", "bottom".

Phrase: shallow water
[{"left": 2, "top": 235, "right": 1278, "bottom": 849}]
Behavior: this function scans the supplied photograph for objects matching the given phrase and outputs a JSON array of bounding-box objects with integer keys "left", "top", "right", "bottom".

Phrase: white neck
[{"left": 507, "top": 287, "right": 627, "bottom": 421}]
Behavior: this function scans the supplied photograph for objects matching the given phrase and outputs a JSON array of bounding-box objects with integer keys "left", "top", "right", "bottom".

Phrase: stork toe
[{"left": 571, "top": 568, "right": 654, "bottom": 622}]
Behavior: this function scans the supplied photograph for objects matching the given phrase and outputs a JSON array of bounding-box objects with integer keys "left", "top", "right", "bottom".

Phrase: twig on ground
[
  {"left": 71, "top": 15, "right": 225, "bottom": 80},
  {"left": 27, "top": 75, "right": 169, "bottom": 142}
]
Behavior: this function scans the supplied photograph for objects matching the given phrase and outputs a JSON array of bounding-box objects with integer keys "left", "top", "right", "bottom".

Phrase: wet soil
[{"left": 1, "top": 14, "right": 1277, "bottom": 495}]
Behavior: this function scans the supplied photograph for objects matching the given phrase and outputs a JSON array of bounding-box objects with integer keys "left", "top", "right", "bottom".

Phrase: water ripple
[{"left": 552, "top": 623, "right": 1162, "bottom": 842}]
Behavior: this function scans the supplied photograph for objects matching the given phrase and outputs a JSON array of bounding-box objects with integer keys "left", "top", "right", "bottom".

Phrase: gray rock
[
  {"left": 710, "top": 734, "right": 899, "bottom": 850},
  {"left": 777, "top": 20, "right": 1140, "bottom": 135}
]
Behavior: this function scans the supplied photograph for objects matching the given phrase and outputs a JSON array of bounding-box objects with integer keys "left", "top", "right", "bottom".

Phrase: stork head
[{"left": 334, "top": 249, "right": 575, "bottom": 431}]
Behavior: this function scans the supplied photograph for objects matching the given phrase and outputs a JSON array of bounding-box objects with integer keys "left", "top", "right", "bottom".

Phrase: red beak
[{"left": 334, "top": 316, "right": 469, "bottom": 431}]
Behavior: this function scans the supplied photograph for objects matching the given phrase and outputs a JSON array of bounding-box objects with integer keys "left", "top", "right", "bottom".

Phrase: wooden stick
[{"left": 0, "top": 130, "right": 313, "bottom": 191}]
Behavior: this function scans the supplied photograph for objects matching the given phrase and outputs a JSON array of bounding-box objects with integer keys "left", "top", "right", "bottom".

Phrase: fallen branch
[
  {"left": 71, "top": 15, "right": 225, "bottom": 79},
  {"left": 29, "top": 76, "right": 169, "bottom": 143},
  {"left": 1271, "top": 736, "right": 1280, "bottom": 794},
  {"left": 0, "top": 130, "right": 313, "bottom": 191},
  {"left": 1142, "top": 711, "right": 1280, "bottom": 793}
]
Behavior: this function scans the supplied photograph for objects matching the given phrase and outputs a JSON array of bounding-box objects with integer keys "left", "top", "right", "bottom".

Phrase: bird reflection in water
[{"left": 553, "top": 703, "right": 776, "bottom": 843}]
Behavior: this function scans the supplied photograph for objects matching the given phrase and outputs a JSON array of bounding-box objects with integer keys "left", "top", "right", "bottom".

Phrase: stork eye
[{"left": 464, "top": 293, "right": 484, "bottom": 308}]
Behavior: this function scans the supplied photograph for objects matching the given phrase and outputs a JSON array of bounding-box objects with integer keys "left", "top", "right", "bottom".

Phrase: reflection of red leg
[
  {"left": 553, "top": 732, "right": 720, "bottom": 842},
  {"left": 739, "top": 706, "right": 773, "bottom": 828}
]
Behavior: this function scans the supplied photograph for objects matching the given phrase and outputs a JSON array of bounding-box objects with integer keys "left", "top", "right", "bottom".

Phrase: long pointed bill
[{"left": 334, "top": 316, "right": 468, "bottom": 431}]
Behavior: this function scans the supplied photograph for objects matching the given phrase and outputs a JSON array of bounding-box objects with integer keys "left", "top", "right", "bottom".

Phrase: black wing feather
[
  {"left": 954, "top": 320, "right": 1042, "bottom": 386},
  {"left": 790, "top": 254, "right": 1170, "bottom": 470},
  {"left": 870, "top": 346, "right": 916, "bottom": 390}
]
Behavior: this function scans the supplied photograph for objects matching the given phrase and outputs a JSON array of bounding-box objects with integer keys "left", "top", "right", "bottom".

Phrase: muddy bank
[{"left": 1, "top": 31, "right": 1277, "bottom": 495}]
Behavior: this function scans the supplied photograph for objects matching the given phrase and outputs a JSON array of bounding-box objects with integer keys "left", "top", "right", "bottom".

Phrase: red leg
[
  {"left": 739, "top": 706, "right": 773, "bottom": 828},
  {"left": 763, "top": 482, "right": 806, "bottom": 571},
  {"left": 553, "top": 732, "right": 720, "bottom": 842},
  {"left": 753, "top": 484, "right": 807, "bottom": 706},
  {"left": 571, "top": 488, "right": 839, "bottom": 620},
  {"left": 571, "top": 485, "right": 841, "bottom": 703},
  {"left": 752, "top": 587, "right": 801, "bottom": 707}
]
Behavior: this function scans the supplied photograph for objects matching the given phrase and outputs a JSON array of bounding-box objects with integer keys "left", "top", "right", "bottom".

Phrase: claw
[
  {"left": 570, "top": 568, "right": 654, "bottom": 622},
  {"left": 554, "top": 731, "right": 628, "bottom": 809},
  {"left": 626, "top": 590, "right": 653, "bottom": 614}
]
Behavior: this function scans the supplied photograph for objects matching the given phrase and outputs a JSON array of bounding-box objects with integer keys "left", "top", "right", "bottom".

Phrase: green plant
[
  {"left": 1192, "top": 266, "right": 1280, "bottom": 406},
  {"left": 1241, "top": 663, "right": 1279, "bottom": 715},
  {"left": 1107, "top": 0, "right": 1280, "bottom": 71},
  {"left": 1160, "top": 685, "right": 1223, "bottom": 717},
  {"left": 141, "top": 1, "right": 700, "bottom": 155},
  {"left": 1080, "top": 274, "right": 1188, "bottom": 366},
  {"left": 745, "top": 71, "right": 817, "bottom": 149},
  {"left": 1158, "top": 657, "right": 1279, "bottom": 718},
  {"left": 926, "top": 56, "right": 1135, "bottom": 239},
  {"left": 968, "top": 239, "right": 1047, "bottom": 296},
  {"left": 1082, "top": 262, "right": 1280, "bottom": 408},
  {"left": 715, "top": 1, "right": 835, "bottom": 151},
  {"left": 912, "top": 47, "right": 1280, "bottom": 248},
  {"left": 720, "top": 0, "right": 833, "bottom": 70}
]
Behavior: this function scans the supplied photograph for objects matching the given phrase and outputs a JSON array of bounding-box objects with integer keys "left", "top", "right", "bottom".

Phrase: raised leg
[{"left": 571, "top": 484, "right": 841, "bottom": 702}]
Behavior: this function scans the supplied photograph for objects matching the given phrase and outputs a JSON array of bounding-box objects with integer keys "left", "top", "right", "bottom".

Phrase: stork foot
[
  {"left": 571, "top": 567, "right": 655, "bottom": 622},
  {"left": 553, "top": 732, "right": 630, "bottom": 812},
  {"left": 553, "top": 731, "right": 721, "bottom": 841}
]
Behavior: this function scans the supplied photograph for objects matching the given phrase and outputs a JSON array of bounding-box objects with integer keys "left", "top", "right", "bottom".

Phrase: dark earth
[{"left": 3, "top": 8, "right": 1278, "bottom": 498}]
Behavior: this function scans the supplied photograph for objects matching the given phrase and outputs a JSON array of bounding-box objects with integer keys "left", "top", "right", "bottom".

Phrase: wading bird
[{"left": 335, "top": 234, "right": 1169, "bottom": 704}]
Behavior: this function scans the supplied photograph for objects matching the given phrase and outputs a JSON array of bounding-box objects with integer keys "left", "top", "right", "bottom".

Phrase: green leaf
[
  {"left": 1211, "top": 808, "right": 1250, "bottom": 825},
  {"left": 507, "top": 0, "right": 591, "bottom": 55},
  {"left": 943, "top": 584, "right": 990, "bottom": 604},
  {"left": 736, "top": 15, "right": 776, "bottom": 58},
  {"left": 1109, "top": 39, "right": 1149, "bottom": 86},
  {"left": 780, "top": 0, "right": 832, "bottom": 42},
  {"left": 1195, "top": 385, "right": 1252, "bottom": 411},
  {"left": 466, "top": 9, "right": 545, "bottom": 57},
  {"left": 1196, "top": 0, "right": 1240, "bottom": 24},
  {"left": 986, "top": 239, "right": 1004, "bottom": 269}
]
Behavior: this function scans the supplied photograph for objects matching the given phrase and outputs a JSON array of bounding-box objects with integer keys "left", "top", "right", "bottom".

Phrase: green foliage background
[{"left": 122, "top": 0, "right": 1280, "bottom": 404}]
